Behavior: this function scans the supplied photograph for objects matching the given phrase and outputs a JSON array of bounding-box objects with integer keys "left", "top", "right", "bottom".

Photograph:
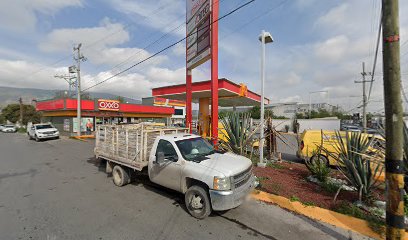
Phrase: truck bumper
[
  {"left": 37, "top": 133, "right": 59, "bottom": 139},
  {"left": 209, "top": 175, "right": 256, "bottom": 211}
]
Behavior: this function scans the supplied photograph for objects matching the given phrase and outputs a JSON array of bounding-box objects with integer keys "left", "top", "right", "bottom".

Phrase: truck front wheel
[
  {"left": 112, "top": 165, "right": 130, "bottom": 187},
  {"left": 185, "top": 185, "right": 211, "bottom": 219}
]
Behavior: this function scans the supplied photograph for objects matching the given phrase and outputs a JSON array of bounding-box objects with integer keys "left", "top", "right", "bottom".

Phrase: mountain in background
[{"left": 0, "top": 86, "right": 142, "bottom": 107}]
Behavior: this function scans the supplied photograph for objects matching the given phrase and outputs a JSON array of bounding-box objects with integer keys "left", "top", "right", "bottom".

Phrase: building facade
[{"left": 36, "top": 98, "right": 174, "bottom": 136}]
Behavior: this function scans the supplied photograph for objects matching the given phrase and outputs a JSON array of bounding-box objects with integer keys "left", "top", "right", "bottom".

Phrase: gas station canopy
[{"left": 152, "top": 78, "right": 270, "bottom": 107}]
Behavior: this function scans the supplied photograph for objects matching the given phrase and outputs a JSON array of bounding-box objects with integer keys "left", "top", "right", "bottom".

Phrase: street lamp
[
  {"left": 308, "top": 90, "right": 328, "bottom": 119},
  {"left": 258, "top": 30, "right": 273, "bottom": 168}
]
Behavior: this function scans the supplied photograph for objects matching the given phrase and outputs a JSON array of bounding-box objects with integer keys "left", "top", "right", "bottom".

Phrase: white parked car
[
  {"left": 28, "top": 123, "right": 59, "bottom": 141},
  {"left": 2, "top": 125, "right": 17, "bottom": 133}
]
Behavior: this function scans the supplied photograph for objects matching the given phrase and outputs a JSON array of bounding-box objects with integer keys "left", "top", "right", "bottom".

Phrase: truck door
[{"left": 149, "top": 139, "right": 183, "bottom": 191}]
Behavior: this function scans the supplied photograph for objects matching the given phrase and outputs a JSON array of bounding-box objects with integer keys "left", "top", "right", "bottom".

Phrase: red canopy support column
[
  {"left": 211, "top": 0, "right": 219, "bottom": 145},
  {"left": 186, "top": 69, "right": 192, "bottom": 133}
]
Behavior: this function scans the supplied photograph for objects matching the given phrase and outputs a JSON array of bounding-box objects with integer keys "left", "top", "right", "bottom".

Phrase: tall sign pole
[
  {"left": 382, "top": 0, "right": 405, "bottom": 239},
  {"left": 210, "top": 0, "right": 219, "bottom": 145},
  {"left": 186, "top": 0, "right": 216, "bottom": 137}
]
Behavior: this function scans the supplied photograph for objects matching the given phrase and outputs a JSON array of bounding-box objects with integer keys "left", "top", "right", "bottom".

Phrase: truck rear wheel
[
  {"left": 112, "top": 165, "right": 130, "bottom": 187},
  {"left": 185, "top": 185, "right": 211, "bottom": 219}
]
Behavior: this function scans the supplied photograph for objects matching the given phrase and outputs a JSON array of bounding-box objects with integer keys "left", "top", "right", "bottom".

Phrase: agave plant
[
  {"left": 323, "top": 131, "right": 384, "bottom": 202},
  {"left": 304, "top": 130, "right": 331, "bottom": 183},
  {"left": 218, "top": 112, "right": 254, "bottom": 155}
]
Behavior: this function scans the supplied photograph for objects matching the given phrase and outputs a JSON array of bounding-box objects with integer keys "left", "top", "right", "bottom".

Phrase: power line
[
  {"left": 85, "top": 0, "right": 226, "bottom": 82},
  {"left": 220, "top": 0, "right": 289, "bottom": 40},
  {"left": 82, "top": 0, "right": 256, "bottom": 93},
  {"left": 367, "top": 5, "right": 382, "bottom": 102},
  {"left": 23, "top": 1, "right": 181, "bottom": 79}
]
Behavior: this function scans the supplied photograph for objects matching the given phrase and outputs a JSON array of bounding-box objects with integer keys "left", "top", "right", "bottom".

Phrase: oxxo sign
[{"left": 98, "top": 99, "right": 120, "bottom": 111}]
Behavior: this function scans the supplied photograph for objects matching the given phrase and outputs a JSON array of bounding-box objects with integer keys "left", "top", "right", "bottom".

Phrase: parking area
[{"left": 0, "top": 133, "right": 367, "bottom": 240}]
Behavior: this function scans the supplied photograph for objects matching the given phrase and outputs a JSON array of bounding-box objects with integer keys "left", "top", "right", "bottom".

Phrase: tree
[
  {"left": 248, "top": 106, "right": 273, "bottom": 119},
  {"left": 0, "top": 114, "right": 5, "bottom": 124},
  {"left": 1, "top": 104, "right": 41, "bottom": 125}
]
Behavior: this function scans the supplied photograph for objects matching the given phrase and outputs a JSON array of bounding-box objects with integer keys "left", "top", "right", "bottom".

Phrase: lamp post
[{"left": 258, "top": 30, "right": 273, "bottom": 168}]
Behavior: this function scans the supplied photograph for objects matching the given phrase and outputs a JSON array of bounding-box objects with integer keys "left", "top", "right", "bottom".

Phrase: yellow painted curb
[
  {"left": 70, "top": 136, "right": 87, "bottom": 142},
  {"left": 251, "top": 191, "right": 401, "bottom": 240}
]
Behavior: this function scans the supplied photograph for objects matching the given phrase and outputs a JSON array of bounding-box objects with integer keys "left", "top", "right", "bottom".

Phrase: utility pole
[
  {"left": 382, "top": 0, "right": 405, "bottom": 239},
  {"left": 355, "top": 62, "right": 372, "bottom": 133},
  {"left": 19, "top": 97, "right": 23, "bottom": 126},
  {"left": 54, "top": 73, "right": 76, "bottom": 97},
  {"left": 73, "top": 44, "right": 86, "bottom": 136}
]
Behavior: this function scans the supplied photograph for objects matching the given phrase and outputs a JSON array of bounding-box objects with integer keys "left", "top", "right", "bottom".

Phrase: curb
[{"left": 251, "top": 190, "right": 398, "bottom": 240}]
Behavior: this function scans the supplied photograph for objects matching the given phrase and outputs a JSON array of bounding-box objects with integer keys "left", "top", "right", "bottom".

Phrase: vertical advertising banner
[
  {"left": 186, "top": 0, "right": 211, "bottom": 70},
  {"left": 73, "top": 118, "right": 94, "bottom": 133}
]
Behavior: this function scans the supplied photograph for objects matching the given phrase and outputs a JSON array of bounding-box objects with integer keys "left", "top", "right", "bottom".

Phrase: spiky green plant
[
  {"left": 218, "top": 112, "right": 254, "bottom": 155},
  {"left": 305, "top": 130, "right": 331, "bottom": 182},
  {"left": 323, "top": 131, "right": 384, "bottom": 202}
]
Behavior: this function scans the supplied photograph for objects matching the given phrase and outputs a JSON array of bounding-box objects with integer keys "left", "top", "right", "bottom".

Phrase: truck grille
[{"left": 233, "top": 166, "right": 252, "bottom": 189}]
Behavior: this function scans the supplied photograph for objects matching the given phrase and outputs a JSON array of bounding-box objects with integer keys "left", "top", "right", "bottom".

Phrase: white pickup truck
[
  {"left": 94, "top": 124, "right": 256, "bottom": 219},
  {"left": 27, "top": 123, "right": 60, "bottom": 141}
]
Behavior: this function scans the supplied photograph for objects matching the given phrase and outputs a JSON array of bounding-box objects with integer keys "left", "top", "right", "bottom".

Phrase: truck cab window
[{"left": 156, "top": 140, "right": 178, "bottom": 161}]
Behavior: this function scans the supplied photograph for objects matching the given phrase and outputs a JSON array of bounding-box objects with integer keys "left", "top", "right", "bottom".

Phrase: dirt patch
[{"left": 253, "top": 161, "right": 385, "bottom": 210}]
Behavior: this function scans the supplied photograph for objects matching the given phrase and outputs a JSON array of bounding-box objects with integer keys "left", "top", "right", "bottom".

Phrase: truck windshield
[
  {"left": 175, "top": 137, "right": 214, "bottom": 161},
  {"left": 36, "top": 124, "right": 53, "bottom": 129}
]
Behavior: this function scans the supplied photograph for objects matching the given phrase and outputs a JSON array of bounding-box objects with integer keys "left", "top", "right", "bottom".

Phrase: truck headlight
[{"left": 213, "top": 176, "right": 231, "bottom": 190}]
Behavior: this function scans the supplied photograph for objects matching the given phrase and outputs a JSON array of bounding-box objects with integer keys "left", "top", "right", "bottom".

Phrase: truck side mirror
[{"left": 156, "top": 152, "right": 165, "bottom": 164}]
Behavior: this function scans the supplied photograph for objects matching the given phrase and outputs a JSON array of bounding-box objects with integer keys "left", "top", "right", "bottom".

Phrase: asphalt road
[{"left": 0, "top": 133, "right": 369, "bottom": 240}]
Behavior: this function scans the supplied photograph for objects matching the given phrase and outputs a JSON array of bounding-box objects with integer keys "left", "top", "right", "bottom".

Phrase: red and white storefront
[{"left": 36, "top": 98, "right": 175, "bottom": 136}]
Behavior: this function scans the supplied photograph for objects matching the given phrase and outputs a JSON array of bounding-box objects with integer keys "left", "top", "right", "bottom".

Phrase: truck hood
[
  {"left": 198, "top": 152, "right": 252, "bottom": 177},
  {"left": 36, "top": 128, "right": 58, "bottom": 133}
]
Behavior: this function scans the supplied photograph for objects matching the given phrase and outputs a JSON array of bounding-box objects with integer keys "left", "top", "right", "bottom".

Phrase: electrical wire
[
  {"left": 23, "top": 1, "right": 182, "bottom": 79},
  {"left": 220, "top": 0, "right": 289, "bottom": 40},
  {"left": 367, "top": 5, "right": 382, "bottom": 103},
  {"left": 81, "top": 0, "right": 257, "bottom": 93}
]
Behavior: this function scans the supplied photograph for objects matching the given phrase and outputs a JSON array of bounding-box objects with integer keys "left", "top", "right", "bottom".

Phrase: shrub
[
  {"left": 304, "top": 131, "right": 331, "bottom": 183},
  {"left": 323, "top": 131, "right": 384, "bottom": 202},
  {"left": 305, "top": 156, "right": 331, "bottom": 182}
]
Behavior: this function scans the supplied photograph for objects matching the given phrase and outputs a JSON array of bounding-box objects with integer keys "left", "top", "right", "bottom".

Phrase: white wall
[{"left": 297, "top": 119, "right": 341, "bottom": 132}]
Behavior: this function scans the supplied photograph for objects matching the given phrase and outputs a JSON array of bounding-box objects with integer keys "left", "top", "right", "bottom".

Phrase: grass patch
[
  {"left": 333, "top": 202, "right": 385, "bottom": 235},
  {"left": 266, "top": 162, "right": 285, "bottom": 169},
  {"left": 302, "top": 201, "right": 315, "bottom": 207},
  {"left": 290, "top": 196, "right": 300, "bottom": 202}
]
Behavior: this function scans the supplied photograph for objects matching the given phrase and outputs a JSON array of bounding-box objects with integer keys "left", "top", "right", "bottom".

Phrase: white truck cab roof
[{"left": 159, "top": 133, "right": 201, "bottom": 142}]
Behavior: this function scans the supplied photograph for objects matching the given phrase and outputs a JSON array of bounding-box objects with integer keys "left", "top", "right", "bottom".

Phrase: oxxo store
[{"left": 36, "top": 98, "right": 175, "bottom": 136}]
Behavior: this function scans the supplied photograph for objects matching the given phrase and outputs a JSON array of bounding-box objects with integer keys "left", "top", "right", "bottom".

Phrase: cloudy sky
[{"left": 0, "top": 0, "right": 407, "bottom": 114}]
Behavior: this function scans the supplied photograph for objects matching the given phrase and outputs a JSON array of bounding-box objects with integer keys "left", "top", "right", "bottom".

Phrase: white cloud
[
  {"left": 0, "top": 0, "right": 82, "bottom": 32},
  {"left": 39, "top": 18, "right": 129, "bottom": 53},
  {"left": 315, "top": 35, "right": 349, "bottom": 62},
  {"left": 108, "top": 0, "right": 186, "bottom": 36},
  {"left": 0, "top": 59, "right": 68, "bottom": 89},
  {"left": 315, "top": 3, "right": 349, "bottom": 30},
  {"left": 39, "top": 18, "right": 168, "bottom": 68},
  {"left": 279, "top": 95, "right": 302, "bottom": 103},
  {"left": 172, "top": 42, "right": 186, "bottom": 57}
]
